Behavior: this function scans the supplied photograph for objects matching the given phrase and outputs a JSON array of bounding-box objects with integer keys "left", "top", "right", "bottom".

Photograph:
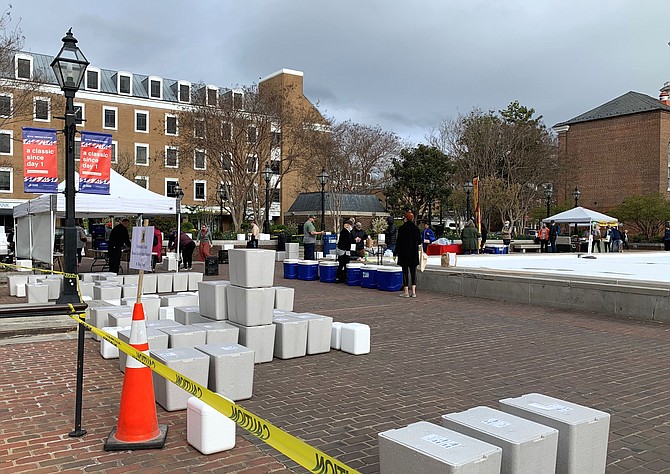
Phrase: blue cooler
[
  {"left": 377, "top": 266, "right": 403, "bottom": 291},
  {"left": 346, "top": 263, "right": 364, "bottom": 286},
  {"left": 297, "top": 260, "right": 318, "bottom": 281},
  {"left": 283, "top": 259, "right": 299, "bottom": 279},
  {"left": 318, "top": 261, "right": 338, "bottom": 283},
  {"left": 323, "top": 234, "right": 338, "bottom": 257},
  {"left": 360, "top": 265, "right": 378, "bottom": 289}
]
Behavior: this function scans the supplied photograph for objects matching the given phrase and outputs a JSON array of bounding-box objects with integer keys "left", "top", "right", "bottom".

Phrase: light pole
[
  {"left": 572, "top": 187, "right": 581, "bottom": 236},
  {"left": 218, "top": 183, "right": 225, "bottom": 235},
  {"left": 544, "top": 185, "right": 553, "bottom": 218},
  {"left": 318, "top": 168, "right": 329, "bottom": 232},
  {"left": 262, "top": 163, "right": 273, "bottom": 234},
  {"left": 51, "top": 29, "right": 89, "bottom": 304},
  {"left": 463, "top": 180, "right": 474, "bottom": 221},
  {"left": 174, "top": 183, "right": 184, "bottom": 271}
]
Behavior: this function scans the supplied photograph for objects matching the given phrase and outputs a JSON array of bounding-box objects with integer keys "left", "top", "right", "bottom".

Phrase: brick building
[
  {"left": 0, "top": 50, "right": 323, "bottom": 231},
  {"left": 554, "top": 90, "right": 670, "bottom": 212}
]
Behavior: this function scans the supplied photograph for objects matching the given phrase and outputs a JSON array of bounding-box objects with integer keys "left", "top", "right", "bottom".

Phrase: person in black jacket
[
  {"left": 335, "top": 218, "right": 355, "bottom": 283},
  {"left": 384, "top": 216, "right": 397, "bottom": 252},
  {"left": 394, "top": 211, "right": 422, "bottom": 298},
  {"left": 107, "top": 218, "right": 131, "bottom": 274}
]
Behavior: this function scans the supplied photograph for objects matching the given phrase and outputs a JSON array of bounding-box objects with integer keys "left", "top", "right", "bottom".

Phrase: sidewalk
[{"left": 2, "top": 261, "right": 670, "bottom": 472}]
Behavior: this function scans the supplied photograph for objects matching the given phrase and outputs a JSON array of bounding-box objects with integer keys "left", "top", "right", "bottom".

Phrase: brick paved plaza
[{"left": 2, "top": 261, "right": 670, "bottom": 473}]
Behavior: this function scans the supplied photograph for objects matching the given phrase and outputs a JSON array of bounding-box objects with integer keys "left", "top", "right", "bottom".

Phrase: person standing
[
  {"left": 352, "top": 222, "right": 368, "bottom": 258},
  {"left": 592, "top": 224, "right": 602, "bottom": 253},
  {"left": 303, "top": 214, "right": 323, "bottom": 260},
  {"left": 538, "top": 222, "right": 550, "bottom": 253},
  {"left": 151, "top": 222, "right": 163, "bottom": 271},
  {"left": 384, "top": 216, "right": 397, "bottom": 253},
  {"left": 248, "top": 219, "right": 260, "bottom": 248},
  {"left": 394, "top": 211, "right": 421, "bottom": 297},
  {"left": 421, "top": 221, "right": 436, "bottom": 252},
  {"left": 610, "top": 225, "right": 623, "bottom": 253},
  {"left": 549, "top": 220, "right": 559, "bottom": 253},
  {"left": 501, "top": 221, "right": 512, "bottom": 251},
  {"left": 171, "top": 230, "right": 195, "bottom": 270},
  {"left": 107, "top": 218, "right": 131, "bottom": 274},
  {"left": 75, "top": 219, "right": 87, "bottom": 267},
  {"left": 480, "top": 224, "right": 488, "bottom": 252},
  {"left": 197, "top": 224, "right": 212, "bottom": 261},
  {"left": 623, "top": 229, "right": 629, "bottom": 251},
  {"left": 460, "top": 220, "right": 479, "bottom": 255},
  {"left": 664, "top": 223, "right": 670, "bottom": 251},
  {"left": 335, "top": 218, "right": 355, "bottom": 283}
]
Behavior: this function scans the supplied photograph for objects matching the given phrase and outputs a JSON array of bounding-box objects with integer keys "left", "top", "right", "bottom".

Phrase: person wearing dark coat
[
  {"left": 384, "top": 216, "right": 397, "bottom": 252},
  {"left": 107, "top": 218, "right": 131, "bottom": 274},
  {"left": 394, "top": 211, "right": 422, "bottom": 298},
  {"left": 336, "top": 218, "right": 355, "bottom": 283}
]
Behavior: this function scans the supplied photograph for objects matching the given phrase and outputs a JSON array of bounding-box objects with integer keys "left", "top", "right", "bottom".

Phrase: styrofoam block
[
  {"left": 146, "top": 319, "right": 182, "bottom": 329},
  {"left": 341, "top": 323, "right": 370, "bottom": 355},
  {"left": 142, "top": 273, "right": 157, "bottom": 294},
  {"left": 331, "top": 322, "right": 345, "bottom": 350},
  {"left": 442, "top": 406, "right": 559, "bottom": 474},
  {"left": 499, "top": 393, "right": 611, "bottom": 474},
  {"left": 92, "top": 272, "right": 117, "bottom": 281},
  {"left": 100, "top": 326, "right": 131, "bottom": 359},
  {"left": 228, "top": 249, "right": 276, "bottom": 288},
  {"left": 187, "top": 271, "right": 203, "bottom": 291},
  {"left": 123, "top": 275, "right": 139, "bottom": 285},
  {"left": 161, "top": 293, "right": 198, "bottom": 308},
  {"left": 195, "top": 343, "right": 254, "bottom": 400},
  {"left": 163, "top": 256, "right": 177, "bottom": 271},
  {"left": 16, "top": 283, "right": 26, "bottom": 298},
  {"left": 108, "top": 310, "right": 133, "bottom": 328},
  {"left": 172, "top": 272, "right": 189, "bottom": 292},
  {"left": 174, "top": 306, "right": 209, "bottom": 325},
  {"left": 93, "top": 285, "right": 122, "bottom": 301},
  {"left": 78, "top": 282, "right": 94, "bottom": 299},
  {"left": 158, "top": 325, "right": 207, "bottom": 348},
  {"left": 118, "top": 327, "right": 169, "bottom": 373},
  {"left": 121, "top": 295, "right": 161, "bottom": 321},
  {"left": 26, "top": 283, "right": 48, "bottom": 304},
  {"left": 101, "top": 275, "right": 124, "bottom": 284},
  {"left": 274, "top": 286, "right": 294, "bottom": 311},
  {"left": 8, "top": 275, "right": 28, "bottom": 296},
  {"left": 275, "top": 251, "right": 286, "bottom": 262},
  {"left": 89, "top": 305, "right": 130, "bottom": 341},
  {"left": 229, "top": 322, "right": 276, "bottom": 364},
  {"left": 226, "top": 285, "right": 275, "bottom": 327},
  {"left": 81, "top": 273, "right": 96, "bottom": 283},
  {"left": 103, "top": 299, "right": 122, "bottom": 306},
  {"left": 28, "top": 275, "right": 41, "bottom": 283},
  {"left": 272, "top": 315, "right": 308, "bottom": 359},
  {"left": 379, "top": 421, "right": 502, "bottom": 474},
  {"left": 198, "top": 280, "right": 230, "bottom": 320},
  {"left": 43, "top": 278, "right": 61, "bottom": 300},
  {"left": 16, "top": 259, "right": 32, "bottom": 272},
  {"left": 293, "top": 313, "right": 333, "bottom": 355},
  {"left": 159, "top": 306, "right": 175, "bottom": 321},
  {"left": 151, "top": 347, "right": 209, "bottom": 411},
  {"left": 191, "top": 321, "right": 239, "bottom": 344},
  {"left": 157, "top": 273, "right": 173, "bottom": 293},
  {"left": 187, "top": 396, "right": 236, "bottom": 454},
  {"left": 121, "top": 284, "right": 139, "bottom": 299},
  {"left": 82, "top": 295, "right": 92, "bottom": 302}
]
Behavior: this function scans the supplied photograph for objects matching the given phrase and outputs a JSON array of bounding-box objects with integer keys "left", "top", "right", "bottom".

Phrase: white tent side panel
[{"left": 31, "top": 213, "right": 53, "bottom": 263}]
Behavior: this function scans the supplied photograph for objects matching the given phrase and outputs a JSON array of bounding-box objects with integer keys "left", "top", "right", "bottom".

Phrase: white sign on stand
[{"left": 130, "top": 226, "right": 154, "bottom": 272}]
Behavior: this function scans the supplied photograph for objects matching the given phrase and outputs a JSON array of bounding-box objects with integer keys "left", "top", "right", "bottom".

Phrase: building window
[
  {"left": 271, "top": 131, "right": 281, "bottom": 147},
  {"left": 111, "top": 140, "right": 118, "bottom": 163},
  {"left": 222, "top": 153, "right": 232, "bottom": 171},
  {"left": 0, "top": 130, "right": 13, "bottom": 155},
  {"left": 34, "top": 97, "right": 50, "bottom": 121},
  {"left": 207, "top": 87, "right": 218, "bottom": 106},
  {"left": 74, "top": 103, "right": 85, "bottom": 127},
  {"left": 179, "top": 82, "right": 190, "bottom": 103},
  {"left": 165, "top": 146, "right": 178, "bottom": 168},
  {"left": 135, "top": 110, "right": 148, "bottom": 133},
  {"left": 247, "top": 155, "right": 258, "bottom": 173},
  {"left": 135, "top": 143, "right": 149, "bottom": 166},
  {"left": 270, "top": 160, "right": 280, "bottom": 174},
  {"left": 194, "top": 150, "right": 206, "bottom": 170},
  {"left": 194, "top": 181, "right": 206, "bottom": 201},
  {"left": 271, "top": 189, "right": 280, "bottom": 203},
  {"left": 149, "top": 78, "right": 162, "bottom": 99},
  {"left": 0, "top": 94, "right": 12, "bottom": 118},
  {"left": 194, "top": 119, "right": 205, "bottom": 138},
  {"left": 165, "top": 114, "right": 177, "bottom": 135},
  {"left": 86, "top": 68, "right": 100, "bottom": 90},
  {"left": 103, "top": 106, "right": 117, "bottom": 130},
  {"left": 233, "top": 92, "right": 243, "bottom": 109},
  {"left": 247, "top": 125, "right": 257, "bottom": 143},
  {"left": 135, "top": 176, "right": 149, "bottom": 189},
  {"left": 118, "top": 73, "right": 132, "bottom": 95},
  {"left": 222, "top": 122, "right": 232, "bottom": 141},
  {"left": 166, "top": 179, "right": 179, "bottom": 197},
  {"left": 15, "top": 55, "right": 32, "bottom": 80},
  {"left": 0, "top": 167, "right": 12, "bottom": 192}
]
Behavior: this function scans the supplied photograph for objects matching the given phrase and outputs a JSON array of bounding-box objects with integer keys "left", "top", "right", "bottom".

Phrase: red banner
[{"left": 23, "top": 127, "right": 58, "bottom": 193}]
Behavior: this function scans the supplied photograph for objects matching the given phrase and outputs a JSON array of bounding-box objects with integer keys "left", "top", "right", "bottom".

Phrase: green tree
[
  {"left": 385, "top": 145, "right": 454, "bottom": 221},
  {"left": 609, "top": 194, "right": 670, "bottom": 241}
]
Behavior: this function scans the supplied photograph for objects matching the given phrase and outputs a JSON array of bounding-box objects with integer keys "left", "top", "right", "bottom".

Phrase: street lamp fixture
[
  {"left": 463, "top": 180, "right": 474, "bottom": 221},
  {"left": 174, "top": 183, "right": 184, "bottom": 271},
  {"left": 262, "top": 163, "right": 273, "bottom": 234},
  {"left": 544, "top": 184, "right": 553, "bottom": 218},
  {"left": 572, "top": 187, "right": 581, "bottom": 208},
  {"left": 51, "top": 28, "right": 89, "bottom": 439},
  {"left": 218, "top": 183, "right": 226, "bottom": 235},
  {"left": 318, "top": 168, "right": 329, "bottom": 232}
]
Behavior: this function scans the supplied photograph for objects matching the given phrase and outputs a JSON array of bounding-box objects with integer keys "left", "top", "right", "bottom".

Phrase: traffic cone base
[{"left": 104, "top": 424, "right": 168, "bottom": 451}]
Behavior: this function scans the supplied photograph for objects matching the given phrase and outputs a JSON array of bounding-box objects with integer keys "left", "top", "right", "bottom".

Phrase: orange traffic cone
[{"left": 105, "top": 302, "right": 168, "bottom": 450}]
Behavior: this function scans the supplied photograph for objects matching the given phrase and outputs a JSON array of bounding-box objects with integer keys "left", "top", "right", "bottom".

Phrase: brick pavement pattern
[{"left": 2, "top": 261, "right": 670, "bottom": 473}]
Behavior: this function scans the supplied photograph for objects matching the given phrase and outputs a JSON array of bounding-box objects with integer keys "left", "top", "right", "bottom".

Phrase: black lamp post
[
  {"left": 174, "top": 183, "right": 184, "bottom": 271},
  {"left": 463, "top": 180, "right": 474, "bottom": 221},
  {"left": 318, "top": 168, "right": 329, "bottom": 232},
  {"left": 218, "top": 183, "right": 225, "bottom": 234},
  {"left": 544, "top": 185, "right": 553, "bottom": 218},
  {"left": 51, "top": 29, "right": 88, "bottom": 304},
  {"left": 262, "top": 163, "right": 273, "bottom": 234},
  {"left": 572, "top": 187, "right": 581, "bottom": 208}
]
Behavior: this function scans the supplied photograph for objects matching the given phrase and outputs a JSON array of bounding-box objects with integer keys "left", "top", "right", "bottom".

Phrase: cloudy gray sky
[{"left": 11, "top": 0, "right": 669, "bottom": 142}]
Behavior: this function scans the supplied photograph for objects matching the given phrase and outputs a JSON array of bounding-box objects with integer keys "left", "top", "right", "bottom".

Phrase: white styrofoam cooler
[
  {"left": 499, "top": 393, "right": 610, "bottom": 474},
  {"left": 272, "top": 315, "right": 308, "bottom": 359},
  {"left": 331, "top": 321, "right": 345, "bottom": 350},
  {"left": 157, "top": 273, "right": 173, "bottom": 293},
  {"left": 341, "top": 323, "right": 370, "bottom": 355},
  {"left": 151, "top": 347, "right": 209, "bottom": 411},
  {"left": 198, "top": 280, "right": 230, "bottom": 320},
  {"left": 226, "top": 285, "right": 275, "bottom": 326},
  {"left": 99, "top": 326, "right": 131, "bottom": 359},
  {"left": 227, "top": 249, "right": 275, "bottom": 288},
  {"left": 273, "top": 286, "right": 295, "bottom": 311},
  {"left": 187, "top": 396, "right": 236, "bottom": 454},
  {"left": 229, "top": 322, "right": 276, "bottom": 363},
  {"left": 191, "top": 321, "right": 239, "bottom": 344},
  {"left": 441, "top": 406, "right": 559, "bottom": 474},
  {"left": 172, "top": 272, "right": 189, "bottom": 292},
  {"left": 378, "top": 421, "right": 502, "bottom": 474},
  {"left": 186, "top": 271, "right": 203, "bottom": 291},
  {"left": 174, "top": 306, "right": 209, "bottom": 325},
  {"left": 195, "top": 343, "right": 254, "bottom": 400},
  {"left": 293, "top": 313, "right": 333, "bottom": 355}
]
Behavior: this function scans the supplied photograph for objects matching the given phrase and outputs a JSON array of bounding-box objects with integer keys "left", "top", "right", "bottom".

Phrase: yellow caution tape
[
  {"left": 0, "top": 261, "right": 79, "bottom": 279},
  {"left": 70, "top": 314, "right": 359, "bottom": 474}
]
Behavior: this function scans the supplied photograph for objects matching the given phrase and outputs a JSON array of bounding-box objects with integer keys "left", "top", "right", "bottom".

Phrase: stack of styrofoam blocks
[
  {"left": 163, "top": 252, "right": 178, "bottom": 271},
  {"left": 292, "top": 313, "right": 332, "bottom": 355},
  {"left": 226, "top": 249, "right": 276, "bottom": 363},
  {"left": 274, "top": 286, "right": 294, "bottom": 311},
  {"left": 285, "top": 242, "right": 299, "bottom": 260},
  {"left": 89, "top": 303, "right": 131, "bottom": 341},
  {"left": 198, "top": 280, "right": 230, "bottom": 321},
  {"left": 7, "top": 274, "right": 28, "bottom": 297}
]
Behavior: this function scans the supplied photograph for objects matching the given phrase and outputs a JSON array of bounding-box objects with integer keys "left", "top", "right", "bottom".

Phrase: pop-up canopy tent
[
  {"left": 13, "top": 170, "right": 177, "bottom": 263},
  {"left": 542, "top": 206, "right": 618, "bottom": 227}
]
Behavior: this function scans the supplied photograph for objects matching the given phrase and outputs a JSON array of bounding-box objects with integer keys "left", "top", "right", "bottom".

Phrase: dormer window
[
  {"left": 233, "top": 92, "right": 243, "bottom": 109},
  {"left": 15, "top": 54, "right": 32, "bottom": 80},
  {"left": 117, "top": 72, "right": 132, "bottom": 95},
  {"left": 207, "top": 85, "right": 218, "bottom": 106},
  {"left": 85, "top": 68, "right": 100, "bottom": 91},
  {"left": 178, "top": 81, "right": 191, "bottom": 103},
  {"left": 148, "top": 76, "right": 162, "bottom": 99}
]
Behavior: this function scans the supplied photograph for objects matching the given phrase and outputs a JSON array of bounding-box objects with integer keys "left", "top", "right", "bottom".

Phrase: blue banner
[
  {"left": 79, "top": 131, "right": 112, "bottom": 195},
  {"left": 23, "top": 127, "right": 58, "bottom": 194}
]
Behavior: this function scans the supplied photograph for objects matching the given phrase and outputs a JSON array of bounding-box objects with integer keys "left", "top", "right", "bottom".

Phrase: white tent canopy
[
  {"left": 542, "top": 206, "right": 618, "bottom": 226},
  {"left": 13, "top": 170, "right": 177, "bottom": 263}
]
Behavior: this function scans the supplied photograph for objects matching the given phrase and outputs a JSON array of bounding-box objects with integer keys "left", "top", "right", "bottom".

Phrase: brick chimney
[{"left": 660, "top": 82, "right": 670, "bottom": 105}]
